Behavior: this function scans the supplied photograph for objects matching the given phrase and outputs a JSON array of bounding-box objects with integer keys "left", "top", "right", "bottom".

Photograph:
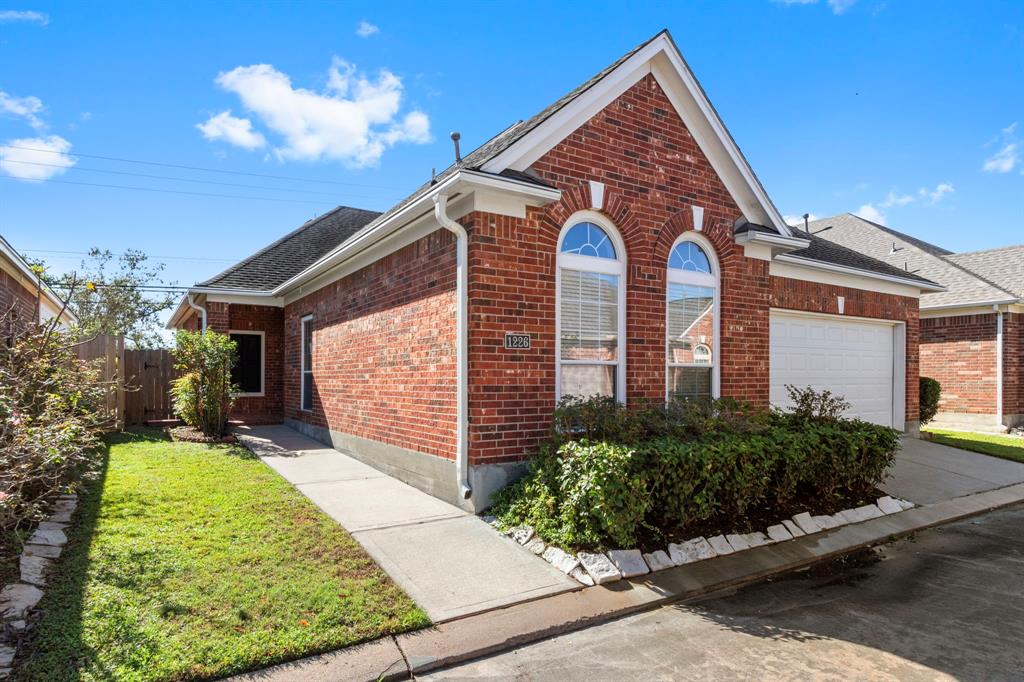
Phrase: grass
[
  {"left": 924, "top": 428, "right": 1024, "bottom": 464},
  {"left": 14, "top": 429, "right": 429, "bottom": 681}
]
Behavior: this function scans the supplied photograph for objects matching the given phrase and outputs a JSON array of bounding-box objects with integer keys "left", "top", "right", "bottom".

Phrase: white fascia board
[
  {"left": 165, "top": 294, "right": 195, "bottom": 329},
  {"left": 775, "top": 253, "right": 946, "bottom": 293},
  {"left": 204, "top": 292, "right": 284, "bottom": 307},
  {"left": 920, "top": 299, "right": 1020, "bottom": 316},
  {"left": 0, "top": 235, "right": 77, "bottom": 324},
  {"left": 771, "top": 260, "right": 923, "bottom": 298},
  {"left": 272, "top": 170, "right": 560, "bottom": 298},
  {"left": 736, "top": 230, "right": 809, "bottom": 261},
  {"left": 478, "top": 33, "right": 794, "bottom": 237}
]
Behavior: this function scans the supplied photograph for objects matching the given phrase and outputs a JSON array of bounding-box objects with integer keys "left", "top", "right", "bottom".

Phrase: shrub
[
  {"left": 491, "top": 391, "right": 900, "bottom": 549},
  {"left": 0, "top": 303, "right": 107, "bottom": 537},
  {"left": 171, "top": 330, "right": 237, "bottom": 437},
  {"left": 920, "top": 377, "right": 941, "bottom": 424},
  {"left": 784, "top": 384, "right": 851, "bottom": 421}
]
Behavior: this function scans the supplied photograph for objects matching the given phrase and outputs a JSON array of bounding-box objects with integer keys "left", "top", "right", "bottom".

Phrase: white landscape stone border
[
  {"left": 0, "top": 493, "right": 77, "bottom": 678},
  {"left": 487, "top": 495, "right": 914, "bottom": 587}
]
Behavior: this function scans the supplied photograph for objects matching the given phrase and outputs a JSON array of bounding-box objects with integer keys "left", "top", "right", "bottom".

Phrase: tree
[{"left": 45, "top": 248, "right": 176, "bottom": 349}]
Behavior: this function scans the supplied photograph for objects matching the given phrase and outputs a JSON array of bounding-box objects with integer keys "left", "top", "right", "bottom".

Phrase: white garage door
[{"left": 770, "top": 312, "right": 896, "bottom": 427}]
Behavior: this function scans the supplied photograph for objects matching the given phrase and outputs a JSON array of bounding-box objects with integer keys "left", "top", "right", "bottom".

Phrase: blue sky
[{"left": 1, "top": 0, "right": 1022, "bottom": 305}]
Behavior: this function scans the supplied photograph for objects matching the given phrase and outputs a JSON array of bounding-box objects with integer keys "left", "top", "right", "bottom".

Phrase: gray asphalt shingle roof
[
  {"left": 946, "top": 245, "right": 1024, "bottom": 299},
  {"left": 809, "top": 214, "right": 1017, "bottom": 308},
  {"left": 198, "top": 206, "right": 381, "bottom": 291}
]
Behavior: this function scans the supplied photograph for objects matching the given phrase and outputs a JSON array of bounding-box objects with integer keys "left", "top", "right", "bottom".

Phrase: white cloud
[
  {"left": 784, "top": 213, "right": 819, "bottom": 227},
  {"left": 204, "top": 57, "right": 431, "bottom": 167},
  {"left": 0, "top": 135, "right": 75, "bottom": 181},
  {"left": 855, "top": 203, "right": 885, "bottom": 224},
  {"left": 880, "top": 190, "right": 914, "bottom": 208},
  {"left": 982, "top": 122, "right": 1020, "bottom": 173},
  {"left": 983, "top": 142, "right": 1018, "bottom": 173},
  {"left": 827, "top": 0, "right": 856, "bottom": 14},
  {"left": 924, "top": 182, "right": 954, "bottom": 204},
  {"left": 356, "top": 20, "right": 379, "bottom": 37},
  {"left": 0, "top": 10, "right": 48, "bottom": 25},
  {"left": 196, "top": 110, "right": 266, "bottom": 150},
  {"left": 0, "top": 90, "right": 45, "bottom": 131}
]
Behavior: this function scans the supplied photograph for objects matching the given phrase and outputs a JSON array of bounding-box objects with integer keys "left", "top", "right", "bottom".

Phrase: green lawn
[
  {"left": 924, "top": 428, "right": 1024, "bottom": 464},
  {"left": 14, "top": 430, "right": 428, "bottom": 681}
]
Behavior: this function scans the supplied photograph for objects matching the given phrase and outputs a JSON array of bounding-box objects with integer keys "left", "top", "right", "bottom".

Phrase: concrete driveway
[
  {"left": 882, "top": 437, "right": 1024, "bottom": 504},
  {"left": 425, "top": 503, "right": 1024, "bottom": 681}
]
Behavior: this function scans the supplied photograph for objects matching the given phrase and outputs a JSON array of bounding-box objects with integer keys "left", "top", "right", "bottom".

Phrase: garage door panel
[{"left": 770, "top": 313, "right": 895, "bottom": 428}]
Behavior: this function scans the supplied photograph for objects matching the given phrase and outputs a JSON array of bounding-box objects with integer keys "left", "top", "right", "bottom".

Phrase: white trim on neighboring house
[
  {"left": 227, "top": 329, "right": 265, "bottom": 397},
  {"left": 665, "top": 232, "right": 721, "bottom": 402},
  {"left": 479, "top": 32, "right": 794, "bottom": 237},
  {"left": 300, "top": 314, "right": 314, "bottom": 412},
  {"left": 0, "top": 234, "right": 77, "bottom": 325},
  {"left": 555, "top": 210, "right": 628, "bottom": 405}
]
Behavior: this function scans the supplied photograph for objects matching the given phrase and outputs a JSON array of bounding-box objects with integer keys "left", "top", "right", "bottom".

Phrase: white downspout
[
  {"left": 433, "top": 194, "right": 472, "bottom": 500},
  {"left": 186, "top": 293, "right": 207, "bottom": 333},
  {"left": 996, "top": 305, "right": 1004, "bottom": 426}
]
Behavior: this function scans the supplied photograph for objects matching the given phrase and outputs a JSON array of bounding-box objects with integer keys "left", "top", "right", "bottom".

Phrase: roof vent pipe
[{"left": 450, "top": 131, "right": 462, "bottom": 163}]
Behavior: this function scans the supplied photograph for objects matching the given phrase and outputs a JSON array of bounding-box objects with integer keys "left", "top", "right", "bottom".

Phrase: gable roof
[
  {"left": 946, "top": 245, "right": 1024, "bottom": 299},
  {"left": 0, "top": 233, "right": 77, "bottom": 323},
  {"left": 809, "top": 214, "right": 1017, "bottom": 309},
  {"left": 197, "top": 206, "right": 381, "bottom": 292}
]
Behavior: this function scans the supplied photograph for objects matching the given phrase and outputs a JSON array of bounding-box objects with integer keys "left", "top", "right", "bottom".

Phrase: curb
[{"left": 227, "top": 482, "right": 1024, "bottom": 681}]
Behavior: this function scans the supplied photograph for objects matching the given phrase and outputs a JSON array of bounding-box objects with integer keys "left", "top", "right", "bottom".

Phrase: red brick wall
[
  {"left": 205, "top": 301, "right": 284, "bottom": 424},
  {"left": 463, "top": 73, "right": 920, "bottom": 466},
  {"left": 1005, "top": 313, "right": 1023, "bottom": 419},
  {"left": 283, "top": 230, "right": 458, "bottom": 459},
  {"left": 920, "top": 314, "right": 998, "bottom": 415},
  {"left": 770, "top": 276, "right": 921, "bottom": 422},
  {"left": 0, "top": 266, "right": 39, "bottom": 331}
]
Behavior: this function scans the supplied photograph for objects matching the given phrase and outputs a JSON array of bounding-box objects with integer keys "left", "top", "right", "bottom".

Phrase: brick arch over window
[{"left": 540, "top": 185, "right": 643, "bottom": 266}]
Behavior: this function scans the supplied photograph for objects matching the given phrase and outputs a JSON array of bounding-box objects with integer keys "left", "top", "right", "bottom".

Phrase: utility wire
[
  {"left": 0, "top": 175, "right": 337, "bottom": 205},
  {"left": 1, "top": 143, "right": 404, "bottom": 190},
  {"left": 22, "top": 248, "right": 237, "bottom": 263},
  {"left": 1, "top": 159, "right": 355, "bottom": 197}
]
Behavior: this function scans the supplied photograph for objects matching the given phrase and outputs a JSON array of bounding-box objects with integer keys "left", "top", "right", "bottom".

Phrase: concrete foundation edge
[{"left": 284, "top": 418, "right": 527, "bottom": 512}]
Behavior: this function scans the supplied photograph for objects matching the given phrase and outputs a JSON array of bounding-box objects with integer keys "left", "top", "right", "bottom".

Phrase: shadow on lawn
[{"left": 12, "top": 434, "right": 115, "bottom": 679}]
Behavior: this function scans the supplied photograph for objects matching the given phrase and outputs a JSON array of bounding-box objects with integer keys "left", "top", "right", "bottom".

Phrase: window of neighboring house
[
  {"left": 557, "top": 216, "right": 626, "bottom": 402},
  {"left": 667, "top": 236, "right": 718, "bottom": 402},
  {"left": 229, "top": 331, "right": 264, "bottom": 396},
  {"left": 300, "top": 315, "right": 313, "bottom": 411}
]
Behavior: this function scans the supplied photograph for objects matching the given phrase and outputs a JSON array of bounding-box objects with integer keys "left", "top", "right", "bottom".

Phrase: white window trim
[
  {"left": 555, "top": 210, "right": 627, "bottom": 404},
  {"left": 300, "top": 314, "right": 314, "bottom": 412},
  {"left": 665, "top": 233, "right": 720, "bottom": 402},
  {"left": 228, "top": 329, "right": 265, "bottom": 398}
]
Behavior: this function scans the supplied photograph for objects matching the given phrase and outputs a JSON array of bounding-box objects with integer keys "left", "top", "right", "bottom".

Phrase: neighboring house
[
  {"left": 0, "top": 233, "right": 76, "bottom": 330},
  {"left": 168, "top": 31, "right": 941, "bottom": 510},
  {"left": 808, "top": 213, "right": 1022, "bottom": 433}
]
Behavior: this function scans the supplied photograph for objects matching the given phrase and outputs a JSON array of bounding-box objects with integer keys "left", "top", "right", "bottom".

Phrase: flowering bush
[{"left": 0, "top": 300, "right": 108, "bottom": 539}]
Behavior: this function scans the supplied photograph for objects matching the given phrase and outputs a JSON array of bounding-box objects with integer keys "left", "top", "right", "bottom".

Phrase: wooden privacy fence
[
  {"left": 123, "top": 348, "right": 179, "bottom": 425},
  {"left": 75, "top": 334, "right": 125, "bottom": 430}
]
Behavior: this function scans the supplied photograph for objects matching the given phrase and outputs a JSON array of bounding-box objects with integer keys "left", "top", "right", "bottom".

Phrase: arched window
[
  {"left": 557, "top": 214, "right": 626, "bottom": 402},
  {"left": 667, "top": 235, "right": 718, "bottom": 402}
]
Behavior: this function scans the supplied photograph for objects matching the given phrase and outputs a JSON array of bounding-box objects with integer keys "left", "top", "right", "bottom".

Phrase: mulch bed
[
  {"left": 165, "top": 425, "right": 237, "bottom": 444},
  {"left": 638, "top": 486, "right": 887, "bottom": 553}
]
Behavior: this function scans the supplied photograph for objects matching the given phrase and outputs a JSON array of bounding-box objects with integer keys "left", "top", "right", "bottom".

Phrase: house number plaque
[{"left": 504, "top": 333, "right": 531, "bottom": 350}]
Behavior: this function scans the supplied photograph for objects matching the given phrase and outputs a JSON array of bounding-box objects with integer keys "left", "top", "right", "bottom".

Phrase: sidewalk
[{"left": 233, "top": 425, "right": 577, "bottom": 623}]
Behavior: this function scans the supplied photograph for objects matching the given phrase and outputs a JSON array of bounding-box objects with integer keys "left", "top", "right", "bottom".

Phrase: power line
[
  {"left": 2, "top": 143, "right": 404, "bottom": 190},
  {"left": 1, "top": 159, "right": 355, "bottom": 197},
  {"left": 0, "top": 175, "right": 337, "bottom": 205},
  {"left": 22, "top": 248, "right": 237, "bottom": 263}
]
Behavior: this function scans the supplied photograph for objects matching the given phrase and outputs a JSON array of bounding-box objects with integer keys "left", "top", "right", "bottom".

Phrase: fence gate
[
  {"left": 75, "top": 334, "right": 125, "bottom": 430},
  {"left": 124, "top": 349, "right": 178, "bottom": 425}
]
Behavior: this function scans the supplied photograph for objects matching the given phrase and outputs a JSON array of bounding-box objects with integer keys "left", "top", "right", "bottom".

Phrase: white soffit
[{"left": 479, "top": 33, "right": 793, "bottom": 237}]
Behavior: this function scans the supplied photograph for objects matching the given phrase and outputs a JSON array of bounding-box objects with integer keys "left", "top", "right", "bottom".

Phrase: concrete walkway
[
  {"left": 882, "top": 437, "right": 1024, "bottom": 505},
  {"left": 234, "top": 425, "right": 576, "bottom": 623}
]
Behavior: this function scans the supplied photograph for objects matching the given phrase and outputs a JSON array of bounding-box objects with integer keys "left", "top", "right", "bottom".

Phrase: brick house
[
  {"left": 169, "top": 31, "right": 941, "bottom": 510},
  {"left": 811, "top": 213, "right": 1023, "bottom": 433},
  {"left": 0, "top": 233, "right": 76, "bottom": 330}
]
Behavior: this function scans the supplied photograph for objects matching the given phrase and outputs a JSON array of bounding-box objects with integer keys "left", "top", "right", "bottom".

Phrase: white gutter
[
  {"left": 735, "top": 230, "right": 810, "bottom": 251},
  {"left": 996, "top": 305, "right": 1004, "bottom": 426},
  {"left": 921, "top": 298, "right": 1020, "bottom": 312},
  {"left": 775, "top": 253, "right": 947, "bottom": 292},
  {"left": 272, "top": 170, "right": 560, "bottom": 297},
  {"left": 433, "top": 194, "right": 472, "bottom": 500},
  {"left": 186, "top": 293, "right": 207, "bottom": 333}
]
